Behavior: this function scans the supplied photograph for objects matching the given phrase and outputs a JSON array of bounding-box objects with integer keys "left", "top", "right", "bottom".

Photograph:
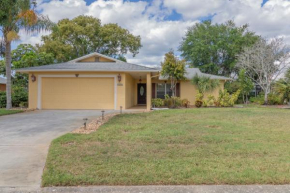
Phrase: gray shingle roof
[
  {"left": 0, "top": 77, "right": 6, "bottom": 84},
  {"left": 16, "top": 62, "right": 159, "bottom": 72},
  {"left": 159, "top": 68, "right": 232, "bottom": 80},
  {"left": 16, "top": 52, "right": 159, "bottom": 72}
]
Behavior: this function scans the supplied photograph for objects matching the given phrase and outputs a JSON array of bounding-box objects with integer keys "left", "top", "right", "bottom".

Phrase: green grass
[
  {"left": 43, "top": 107, "right": 290, "bottom": 186},
  {"left": 0, "top": 109, "right": 23, "bottom": 116}
]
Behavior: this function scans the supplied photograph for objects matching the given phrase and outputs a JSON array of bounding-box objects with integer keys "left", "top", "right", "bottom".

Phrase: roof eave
[{"left": 15, "top": 69, "right": 160, "bottom": 73}]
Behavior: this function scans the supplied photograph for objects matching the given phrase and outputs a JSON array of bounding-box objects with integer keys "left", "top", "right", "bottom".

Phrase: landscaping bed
[{"left": 43, "top": 107, "right": 290, "bottom": 186}]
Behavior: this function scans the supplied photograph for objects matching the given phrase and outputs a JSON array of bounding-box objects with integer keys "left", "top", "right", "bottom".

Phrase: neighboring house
[
  {"left": 16, "top": 52, "right": 231, "bottom": 110},
  {"left": 0, "top": 77, "right": 6, "bottom": 92}
]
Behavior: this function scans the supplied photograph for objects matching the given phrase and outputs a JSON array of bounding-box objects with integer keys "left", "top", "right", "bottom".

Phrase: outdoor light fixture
[
  {"left": 31, "top": 74, "right": 36, "bottom": 82},
  {"left": 101, "top": 110, "right": 105, "bottom": 120},
  {"left": 139, "top": 76, "right": 142, "bottom": 83},
  {"left": 118, "top": 74, "right": 121, "bottom": 82},
  {"left": 83, "top": 118, "right": 88, "bottom": 129}
]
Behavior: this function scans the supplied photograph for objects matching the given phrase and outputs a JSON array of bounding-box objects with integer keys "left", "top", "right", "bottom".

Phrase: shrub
[
  {"left": 12, "top": 86, "right": 28, "bottom": 107},
  {"left": 250, "top": 95, "right": 264, "bottom": 105},
  {"left": 206, "top": 95, "right": 215, "bottom": 107},
  {"left": 202, "top": 100, "right": 208, "bottom": 107},
  {"left": 182, "top": 99, "right": 190, "bottom": 108},
  {"left": 216, "top": 89, "right": 240, "bottom": 107},
  {"left": 0, "top": 91, "right": 6, "bottom": 108},
  {"left": 250, "top": 93, "right": 283, "bottom": 105},
  {"left": 164, "top": 95, "right": 182, "bottom": 108},
  {"left": 0, "top": 87, "right": 28, "bottom": 108},
  {"left": 268, "top": 93, "right": 283, "bottom": 105},
  {"left": 194, "top": 91, "right": 204, "bottom": 108},
  {"left": 151, "top": 98, "right": 163, "bottom": 108}
]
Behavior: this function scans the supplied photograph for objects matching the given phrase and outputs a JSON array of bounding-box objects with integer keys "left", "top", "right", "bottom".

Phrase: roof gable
[{"left": 68, "top": 52, "right": 122, "bottom": 63}]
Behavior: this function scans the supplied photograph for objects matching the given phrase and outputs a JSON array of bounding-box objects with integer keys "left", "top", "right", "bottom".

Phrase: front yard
[
  {"left": 0, "top": 109, "right": 23, "bottom": 116},
  {"left": 43, "top": 107, "right": 290, "bottom": 186}
]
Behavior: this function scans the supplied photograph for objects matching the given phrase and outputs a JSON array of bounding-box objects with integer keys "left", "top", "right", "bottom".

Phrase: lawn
[
  {"left": 0, "top": 108, "right": 23, "bottom": 116},
  {"left": 43, "top": 107, "right": 290, "bottom": 186}
]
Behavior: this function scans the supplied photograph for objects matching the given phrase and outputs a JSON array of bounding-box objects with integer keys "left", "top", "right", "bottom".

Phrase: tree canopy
[
  {"left": 237, "top": 37, "right": 290, "bottom": 104},
  {"left": 161, "top": 50, "right": 186, "bottom": 97},
  {"left": 179, "top": 20, "right": 259, "bottom": 76},
  {"left": 38, "top": 15, "right": 142, "bottom": 62},
  {"left": 11, "top": 44, "right": 54, "bottom": 88},
  {"left": 0, "top": 0, "right": 53, "bottom": 109}
]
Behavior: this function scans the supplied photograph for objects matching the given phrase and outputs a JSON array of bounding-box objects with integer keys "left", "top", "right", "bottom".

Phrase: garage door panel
[{"left": 41, "top": 77, "right": 115, "bottom": 109}]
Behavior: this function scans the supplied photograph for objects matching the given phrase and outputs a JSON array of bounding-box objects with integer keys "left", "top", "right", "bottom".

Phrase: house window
[{"left": 156, "top": 83, "right": 174, "bottom": 99}]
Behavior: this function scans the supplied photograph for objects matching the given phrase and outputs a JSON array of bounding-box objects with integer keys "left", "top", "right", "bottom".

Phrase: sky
[{"left": 16, "top": 0, "right": 290, "bottom": 66}]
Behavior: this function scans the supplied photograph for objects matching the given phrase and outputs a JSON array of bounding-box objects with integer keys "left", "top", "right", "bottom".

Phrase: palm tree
[
  {"left": 0, "top": 0, "right": 53, "bottom": 109},
  {"left": 274, "top": 69, "right": 290, "bottom": 105},
  {"left": 191, "top": 75, "right": 220, "bottom": 96}
]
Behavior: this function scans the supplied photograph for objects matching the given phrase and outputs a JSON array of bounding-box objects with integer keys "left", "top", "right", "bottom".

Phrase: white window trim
[{"left": 37, "top": 74, "right": 118, "bottom": 110}]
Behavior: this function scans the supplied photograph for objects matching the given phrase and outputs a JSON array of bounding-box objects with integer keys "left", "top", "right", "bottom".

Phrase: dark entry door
[{"left": 137, "top": 83, "right": 146, "bottom": 105}]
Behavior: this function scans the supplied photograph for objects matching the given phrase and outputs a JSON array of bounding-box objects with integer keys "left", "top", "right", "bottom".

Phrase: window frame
[{"left": 155, "top": 83, "right": 176, "bottom": 99}]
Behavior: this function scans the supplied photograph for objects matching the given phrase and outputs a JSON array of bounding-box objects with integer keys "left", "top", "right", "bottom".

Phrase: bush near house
[{"left": 0, "top": 87, "right": 28, "bottom": 108}]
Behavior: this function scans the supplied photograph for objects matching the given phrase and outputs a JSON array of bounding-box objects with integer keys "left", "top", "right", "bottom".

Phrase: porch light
[
  {"left": 139, "top": 76, "right": 142, "bottom": 83},
  {"left": 118, "top": 74, "right": 121, "bottom": 82},
  {"left": 31, "top": 74, "right": 36, "bottom": 82}
]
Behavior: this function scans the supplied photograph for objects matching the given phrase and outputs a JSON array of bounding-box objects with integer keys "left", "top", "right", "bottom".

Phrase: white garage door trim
[{"left": 37, "top": 74, "right": 117, "bottom": 110}]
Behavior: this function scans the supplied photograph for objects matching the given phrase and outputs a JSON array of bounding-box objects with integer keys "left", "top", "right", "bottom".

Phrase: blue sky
[{"left": 4, "top": 0, "right": 290, "bottom": 67}]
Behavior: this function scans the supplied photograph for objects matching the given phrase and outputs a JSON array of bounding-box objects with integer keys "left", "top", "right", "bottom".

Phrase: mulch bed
[{"left": 72, "top": 113, "right": 118, "bottom": 134}]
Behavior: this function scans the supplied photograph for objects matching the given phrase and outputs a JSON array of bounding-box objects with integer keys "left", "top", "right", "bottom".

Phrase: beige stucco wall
[
  {"left": 28, "top": 73, "right": 38, "bottom": 109},
  {"left": 79, "top": 56, "right": 114, "bottom": 62},
  {"left": 124, "top": 73, "right": 134, "bottom": 109},
  {"left": 180, "top": 80, "right": 225, "bottom": 105}
]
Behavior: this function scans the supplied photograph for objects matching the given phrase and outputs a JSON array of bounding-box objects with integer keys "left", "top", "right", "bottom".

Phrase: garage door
[{"left": 41, "top": 77, "right": 115, "bottom": 109}]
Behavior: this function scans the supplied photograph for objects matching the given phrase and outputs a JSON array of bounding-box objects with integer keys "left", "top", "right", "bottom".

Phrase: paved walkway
[
  {"left": 0, "top": 110, "right": 115, "bottom": 187},
  {"left": 1, "top": 185, "right": 290, "bottom": 193}
]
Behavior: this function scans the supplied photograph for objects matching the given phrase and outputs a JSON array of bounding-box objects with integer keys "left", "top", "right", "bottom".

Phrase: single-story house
[
  {"left": 0, "top": 77, "right": 6, "bottom": 91},
  {"left": 16, "top": 52, "right": 231, "bottom": 111}
]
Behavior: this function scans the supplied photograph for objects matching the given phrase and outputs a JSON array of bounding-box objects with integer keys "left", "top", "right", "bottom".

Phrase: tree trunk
[
  {"left": 5, "top": 40, "right": 12, "bottom": 109},
  {"left": 264, "top": 92, "right": 268, "bottom": 105}
]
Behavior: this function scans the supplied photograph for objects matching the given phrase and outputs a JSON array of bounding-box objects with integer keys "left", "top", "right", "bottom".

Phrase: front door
[{"left": 137, "top": 83, "right": 146, "bottom": 105}]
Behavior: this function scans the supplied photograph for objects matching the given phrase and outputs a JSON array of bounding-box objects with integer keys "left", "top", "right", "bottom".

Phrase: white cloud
[
  {"left": 16, "top": 0, "right": 290, "bottom": 67},
  {"left": 24, "top": 0, "right": 196, "bottom": 66}
]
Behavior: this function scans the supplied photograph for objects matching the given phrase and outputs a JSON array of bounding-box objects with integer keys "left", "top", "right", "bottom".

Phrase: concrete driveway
[{"left": 0, "top": 110, "right": 115, "bottom": 188}]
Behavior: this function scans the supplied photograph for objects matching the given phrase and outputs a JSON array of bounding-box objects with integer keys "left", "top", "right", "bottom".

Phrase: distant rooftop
[
  {"left": 159, "top": 68, "right": 232, "bottom": 80},
  {"left": 0, "top": 77, "right": 6, "bottom": 84}
]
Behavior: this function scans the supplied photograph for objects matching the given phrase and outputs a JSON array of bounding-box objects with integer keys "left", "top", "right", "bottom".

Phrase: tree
[
  {"left": 11, "top": 44, "right": 54, "bottom": 88},
  {"left": 274, "top": 69, "right": 290, "bottom": 104},
  {"left": 179, "top": 20, "right": 259, "bottom": 76},
  {"left": 0, "top": 0, "right": 53, "bottom": 109},
  {"left": 38, "top": 15, "right": 142, "bottom": 62},
  {"left": 237, "top": 38, "right": 290, "bottom": 104},
  {"left": 237, "top": 69, "right": 254, "bottom": 104},
  {"left": 161, "top": 50, "right": 186, "bottom": 97},
  {"left": 191, "top": 75, "right": 220, "bottom": 96}
]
